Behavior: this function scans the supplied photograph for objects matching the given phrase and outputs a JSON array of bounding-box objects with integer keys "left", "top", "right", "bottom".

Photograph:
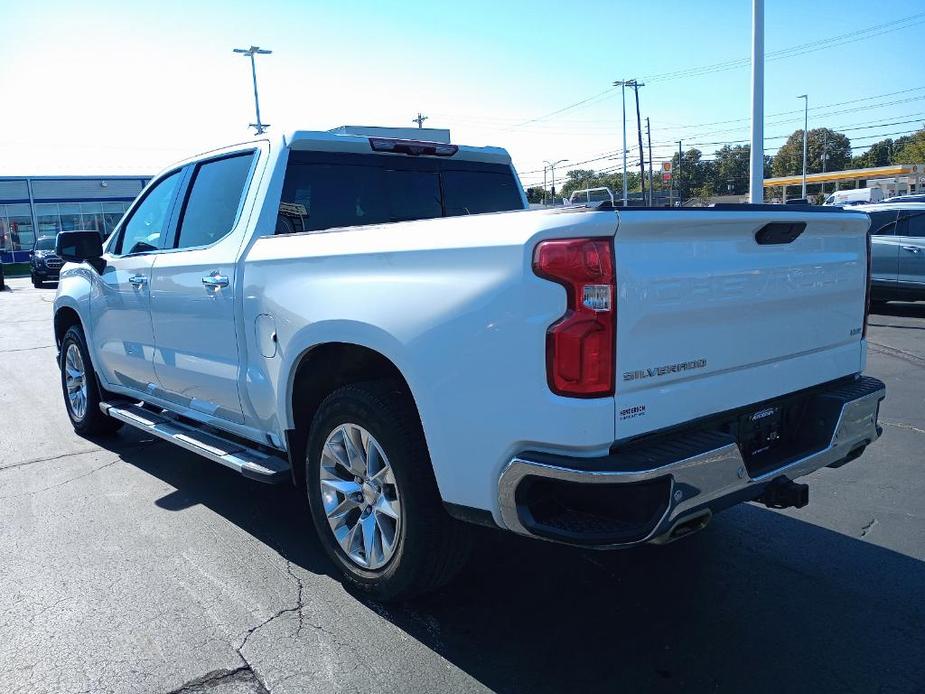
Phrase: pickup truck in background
[{"left": 53, "top": 131, "right": 885, "bottom": 600}]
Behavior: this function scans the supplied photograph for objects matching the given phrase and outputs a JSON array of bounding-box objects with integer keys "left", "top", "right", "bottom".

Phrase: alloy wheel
[
  {"left": 64, "top": 343, "right": 88, "bottom": 421},
  {"left": 319, "top": 423, "right": 402, "bottom": 570}
]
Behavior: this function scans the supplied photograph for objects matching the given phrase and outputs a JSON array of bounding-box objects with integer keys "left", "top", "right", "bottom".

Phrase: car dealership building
[{"left": 0, "top": 175, "right": 150, "bottom": 263}]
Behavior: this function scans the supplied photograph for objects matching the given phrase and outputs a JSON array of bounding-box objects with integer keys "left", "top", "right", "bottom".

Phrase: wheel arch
[
  {"left": 285, "top": 341, "right": 424, "bottom": 490},
  {"left": 53, "top": 305, "right": 84, "bottom": 351}
]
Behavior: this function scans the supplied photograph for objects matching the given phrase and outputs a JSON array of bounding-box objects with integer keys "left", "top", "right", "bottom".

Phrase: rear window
[{"left": 277, "top": 151, "right": 522, "bottom": 234}]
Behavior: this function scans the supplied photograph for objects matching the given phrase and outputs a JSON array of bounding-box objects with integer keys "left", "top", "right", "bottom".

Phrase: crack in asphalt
[
  {"left": 882, "top": 420, "right": 925, "bottom": 436},
  {"left": 867, "top": 341, "right": 925, "bottom": 367},
  {"left": 0, "top": 447, "right": 101, "bottom": 473},
  {"left": 0, "top": 344, "right": 55, "bottom": 354},
  {"left": 0, "top": 457, "right": 123, "bottom": 499},
  {"left": 860, "top": 518, "right": 879, "bottom": 538},
  {"left": 166, "top": 665, "right": 269, "bottom": 694}
]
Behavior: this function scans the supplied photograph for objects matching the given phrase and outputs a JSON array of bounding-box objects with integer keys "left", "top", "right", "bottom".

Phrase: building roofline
[{"left": 764, "top": 164, "right": 921, "bottom": 187}]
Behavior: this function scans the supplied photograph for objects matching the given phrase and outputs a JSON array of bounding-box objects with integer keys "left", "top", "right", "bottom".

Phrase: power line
[
  {"left": 505, "top": 13, "right": 925, "bottom": 133},
  {"left": 642, "top": 12, "right": 925, "bottom": 83}
]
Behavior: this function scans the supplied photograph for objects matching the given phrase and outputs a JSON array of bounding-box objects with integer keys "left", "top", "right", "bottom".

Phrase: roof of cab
[{"left": 285, "top": 130, "right": 512, "bottom": 165}]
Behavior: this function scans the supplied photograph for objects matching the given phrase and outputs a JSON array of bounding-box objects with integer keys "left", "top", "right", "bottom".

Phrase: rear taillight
[
  {"left": 533, "top": 238, "right": 615, "bottom": 397},
  {"left": 863, "top": 230, "right": 872, "bottom": 337}
]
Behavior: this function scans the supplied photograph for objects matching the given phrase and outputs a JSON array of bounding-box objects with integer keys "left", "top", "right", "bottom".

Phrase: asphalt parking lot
[{"left": 0, "top": 275, "right": 923, "bottom": 694}]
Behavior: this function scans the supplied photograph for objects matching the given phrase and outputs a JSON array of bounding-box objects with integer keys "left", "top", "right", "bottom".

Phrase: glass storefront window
[
  {"left": 6, "top": 203, "right": 34, "bottom": 251},
  {"left": 35, "top": 203, "right": 62, "bottom": 241},
  {"left": 102, "top": 201, "right": 130, "bottom": 237},
  {"left": 59, "top": 203, "right": 81, "bottom": 232},
  {"left": 0, "top": 205, "right": 10, "bottom": 254},
  {"left": 80, "top": 202, "right": 104, "bottom": 234}
]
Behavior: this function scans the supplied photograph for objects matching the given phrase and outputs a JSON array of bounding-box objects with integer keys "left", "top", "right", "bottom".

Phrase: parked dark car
[
  {"left": 0, "top": 261, "right": 5, "bottom": 291},
  {"left": 31, "top": 235, "right": 64, "bottom": 287}
]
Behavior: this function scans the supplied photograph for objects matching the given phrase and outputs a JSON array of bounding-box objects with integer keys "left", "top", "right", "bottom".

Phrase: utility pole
[
  {"left": 543, "top": 165, "right": 548, "bottom": 206},
  {"left": 646, "top": 117, "right": 654, "bottom": 205},
  {"left": 544, "top": 159, "right": 568, "bottom": 206},
  {"left": 233, "top": 46, "right": 272, "bottom": 135},
  {"left": 630, "top": 80, "right": 646, "bottom": 204},
  {"left": 749, "top": 0, "right": 764, "bottom": 204},
  {"left": 677, "top": 140, "right": 683, "bottom": 205},
  {"left": 797, "top": 93, "right": 809, "bottom": 198},
  {"left": 412, "top": 112, "right": 428, "bottom": 129},
  {"left": 613, "top": 80, "right": 630, "bottom": 206}
]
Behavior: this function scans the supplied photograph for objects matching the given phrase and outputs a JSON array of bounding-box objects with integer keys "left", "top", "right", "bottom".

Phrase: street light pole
[
  {"left": 749, "top": 0, "right": 764, "bottom": 204},
  {"left": 544, "top": 159, "right": 568, "bottom": 206},
  {"left": 646, "top": 116, "right": 654, "bottom": 205},
  {"left": 233, "top": 46, "right": 272, "bottom": 134},
  {"left": 613, "top": 80, "right": 630, "bottom": 206},
  {"left": 797, "top": 93, "right": 809, "bottom": 198}
]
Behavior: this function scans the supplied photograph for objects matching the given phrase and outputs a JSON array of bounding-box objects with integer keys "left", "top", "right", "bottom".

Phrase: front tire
[
  {"left": 59, "top": 325, "right": 123, "bottom": 437},
  {"left": 305, "top": 381, "right": 470, "bottom": 601},
  {"left": 32, "top": 274, "right": 42, "bottom": 288}
]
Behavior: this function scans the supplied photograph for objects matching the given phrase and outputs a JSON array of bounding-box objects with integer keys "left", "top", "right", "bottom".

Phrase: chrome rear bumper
[{"left": 498, "top": 376, "right": 885, "bottom": 548}]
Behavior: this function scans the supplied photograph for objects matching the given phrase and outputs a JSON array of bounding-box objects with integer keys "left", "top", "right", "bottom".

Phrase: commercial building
[
  {"left": 764, "top": 164, "right": 923, "bottom": 202},
  {"left": 0, "top": 175, "right": 150, "bottom": 263}
]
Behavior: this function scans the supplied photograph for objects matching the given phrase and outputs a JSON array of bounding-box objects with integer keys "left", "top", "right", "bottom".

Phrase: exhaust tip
[{"left": 651, "top": 510, "right": 712, "bottom": 544}]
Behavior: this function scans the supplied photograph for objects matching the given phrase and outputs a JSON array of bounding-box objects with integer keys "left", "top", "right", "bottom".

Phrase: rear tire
[
  {"left": 305, "top": 380, "right": 470, "bottom": 601},
  {"left": 59, "top": 325, "right": 123, "bottom": 437}
]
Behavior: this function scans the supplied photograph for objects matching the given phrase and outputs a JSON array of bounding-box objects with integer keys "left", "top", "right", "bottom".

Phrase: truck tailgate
[{"left": 613, "top": 208, "right": 870, "bottom": 439}]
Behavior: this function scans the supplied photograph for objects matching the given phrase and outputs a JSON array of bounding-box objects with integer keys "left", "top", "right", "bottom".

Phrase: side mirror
[{"left": 56, "top": 230, "right": 104, "bottom": 263}]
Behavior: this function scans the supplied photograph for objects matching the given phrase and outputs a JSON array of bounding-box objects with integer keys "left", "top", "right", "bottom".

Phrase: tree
[
  {"left": 525, "top": 187, "right": 545, "bottom": 204},
  {"left": 895, "top": 128, "right": 925, "bottom": 164},
  {"left": 851, "top": 138, "right": 896, "bottom": 169},
  {"left": 671, "top": 148, "right": 712, "bottom": 201},
  {"left": 773, "top": 128, "right": 851, "bottom": 177},
  {"left": 708, "top": 145, "right": 773, "bottom": 195}
]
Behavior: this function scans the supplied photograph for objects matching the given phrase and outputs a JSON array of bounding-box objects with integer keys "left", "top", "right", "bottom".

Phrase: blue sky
[{"left": 1, "top": 0, "right": 923, "bottom": 184}]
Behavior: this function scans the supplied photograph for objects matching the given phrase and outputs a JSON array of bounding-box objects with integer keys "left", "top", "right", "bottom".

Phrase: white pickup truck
[{"left": 53, "top": 131, "right": 885, "bottom": 599}]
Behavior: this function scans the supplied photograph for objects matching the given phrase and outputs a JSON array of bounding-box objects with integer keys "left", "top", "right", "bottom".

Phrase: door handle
[
  {"left": 202, "top": 272, "right": 230, "bottom": 288},
  {"left": 901, "top": 245, "right": 920, "bottom": 254},
  {"left": 128, "top": 274, "right": 147, "bottom": 287}
]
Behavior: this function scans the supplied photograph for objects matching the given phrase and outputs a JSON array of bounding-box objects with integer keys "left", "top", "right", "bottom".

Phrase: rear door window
[
  {"left": 175, "top": 152, "right": 255, "bottom": 249},
  {"left": 900, "top": 212, "right": 925, "bottom": 238}
]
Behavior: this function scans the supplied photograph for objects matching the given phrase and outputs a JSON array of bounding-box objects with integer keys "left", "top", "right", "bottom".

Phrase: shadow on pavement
[
  {"left": 100, "top": 431, "right": 924, "bottom": 693},
  {"left": 870, "top": 301, "right": 925, "bottom": 321}
]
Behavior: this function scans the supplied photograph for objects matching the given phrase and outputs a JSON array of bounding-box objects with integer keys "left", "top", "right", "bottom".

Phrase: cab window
[
  {"left": 174, "top": 152, "right": 255, "bottom": 249},
  {"left": 114, "top": 171, "right": 182, "bottom": 255}
]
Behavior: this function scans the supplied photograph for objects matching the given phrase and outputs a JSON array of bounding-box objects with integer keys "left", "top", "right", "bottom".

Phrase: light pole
[
  {"left": 749, "top": 0, "right": 764, "bottom": 203},
  {"left": 233, "top": 46, "right": 272, "bottom": 134},
  {"left": 613, "top": 80, "right": 630, "bottom": 206},
  {"left": 544, "top": 159, "right": 568, "bottom": 206},
  {"left": 820, "top": 130, "right": 828, "bottom": 196},
  {"left": 797, "top": 93, "right": 808, "bottom": 198}
]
